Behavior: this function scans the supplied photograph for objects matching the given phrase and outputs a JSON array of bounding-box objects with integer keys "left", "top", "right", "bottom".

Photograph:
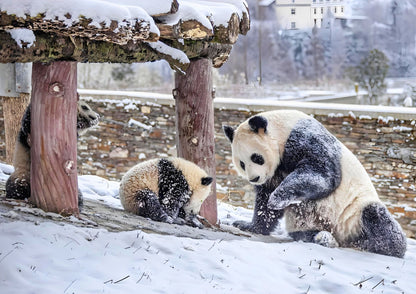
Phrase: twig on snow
[
  {"left": 114, "top": 275, "right": 130, "bottom": 284},
  {"left": 208, "top": 241, "right": 216, "bottom": 251},
  {"left": 64, "top": 280, "right": 77, "bottom": 293},
  {"left": 137, "top": 272, "right": 150, "bottom": 284},
  {"left": 353, "top": 276, "right": 373, "bottom": 287},
  {"left": 372, "top": 279, "right": 384, "bottom": 290},
  {"left": 0, "top": 247, "right": 17, "bottom": 263}
]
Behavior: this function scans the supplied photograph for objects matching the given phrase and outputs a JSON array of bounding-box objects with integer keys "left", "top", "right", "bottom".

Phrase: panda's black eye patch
[
  {"left": 251, "top": 153, "right": 264, "bottom": 165},
  {"left": 240, "top": 161, "right": 245, "bottom": 170},
  {"left": 81, "top": 105, "right": 89, "bottom": 111}
]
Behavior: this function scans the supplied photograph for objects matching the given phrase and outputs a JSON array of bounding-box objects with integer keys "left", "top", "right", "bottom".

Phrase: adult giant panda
[
  {"left": 5, "top": 99, "right": 99, "bottom": 204},
  {"left": 223, "top": 110, "right": 407, "bottom": 258},
  {"left": 119, "top": 157, "right": 213, "bottom": 227}
]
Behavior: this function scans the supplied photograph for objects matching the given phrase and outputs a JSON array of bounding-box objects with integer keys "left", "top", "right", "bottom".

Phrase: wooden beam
[
  {"left": 0, "top": 30, "right": 236, "bottom": 70},
  {"left": 30, "top": 61, "right": 79, "bottom": 216},
  {"left": 0, "top": 11, "right": 157, "bottom": 44},
  {"left": 0, "top": 31, "right": 193, "bottom": 71},
  {"left": 174, "top": 58, "right": 217, "bottom": 225}
]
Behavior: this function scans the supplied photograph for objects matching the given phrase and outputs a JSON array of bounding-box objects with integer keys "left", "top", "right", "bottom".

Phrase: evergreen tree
[{"left": 348, "top": 49, "right": 389, "bottom": 104}]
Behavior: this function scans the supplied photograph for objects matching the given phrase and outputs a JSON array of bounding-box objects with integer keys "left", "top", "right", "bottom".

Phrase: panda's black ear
[
  {"left": 222, "top": 125, "right": 234, "bottom": 143},
  {"left": 248, "top": 116, "right": 268, "bottom": 133},
  {"left": 201, "top": 177, "right": 213, "bottom": 186}
]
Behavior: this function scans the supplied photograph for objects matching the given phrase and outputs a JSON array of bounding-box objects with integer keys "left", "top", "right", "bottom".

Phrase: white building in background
[{"left": 273, "top": 0, "right": 346, "bottom": 30}]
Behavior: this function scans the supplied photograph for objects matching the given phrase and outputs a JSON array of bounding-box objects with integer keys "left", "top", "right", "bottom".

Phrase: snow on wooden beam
[
  {"left": 133, "top": 0, "right": 179, "bottom": 17},
  {"left": 0, "top": 0, "right": 250, "bottom": 68},
  {"left": 0, "top": 11, "right": 157, "bottom": 45},
  {"left": 30, "top": 61, "right": 79, "bottom": 216}
]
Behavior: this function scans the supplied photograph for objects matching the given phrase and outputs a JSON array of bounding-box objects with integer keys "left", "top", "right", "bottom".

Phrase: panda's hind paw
[{"left": 313, "top": 231, "right": 339, "bottom": 248}]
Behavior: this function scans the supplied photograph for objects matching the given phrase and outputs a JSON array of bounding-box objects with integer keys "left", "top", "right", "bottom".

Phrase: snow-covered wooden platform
[{"left": 0, "top": 179, "right": 291, "bottom": 244}]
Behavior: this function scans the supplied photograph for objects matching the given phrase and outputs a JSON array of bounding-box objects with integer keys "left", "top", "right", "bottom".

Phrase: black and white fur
[
  {"left": 223, "top": 110, "right": 407, "bottom": 258},
  {"left": 119, "top": 157, "right": 213, "bottom": 227},
  {"left": 5, "top": 99, "right": 99, "bottom": 205}
]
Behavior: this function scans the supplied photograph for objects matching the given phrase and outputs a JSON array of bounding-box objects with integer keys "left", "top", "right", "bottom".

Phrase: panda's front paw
[
  {"left": 268, "top": 193, "right": 301, "bottom": 210},
  {"left": 267, "top": 197, "right": 291, "bottom": 210},
  {"left": 233, "top": 220, "right": 250, "bottom": 230},
  {"left": 160, "top": 214, "right": 174, "bottom": 224},
  {"left": 186, "top": 215, "right": 204, "bottom": 228},
  {"left": 172, "top": 217, "right": 186, "bottom": 225},
  {"left": 233, "top": 220, "right": 273, "bottom": 235},
  {"left": 233, "top": 220, "right": 260, "bottom": 233}
]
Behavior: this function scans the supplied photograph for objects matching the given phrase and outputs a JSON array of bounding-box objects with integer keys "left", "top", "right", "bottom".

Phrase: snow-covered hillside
[{"left": 1, "top": 162, "right": 416, "bottom": 294}]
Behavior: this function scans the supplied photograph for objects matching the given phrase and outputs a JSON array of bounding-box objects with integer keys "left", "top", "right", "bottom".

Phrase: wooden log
[
  {"left": 0, "top": 30, "right": 234, "bottom": 70},
  {"left": 30, "top": 61, "right": 78, "bottom": 216},
  {"left": 155, "top": 0, "right": 250, "bottom": 43},
  {"left": 157, "top": 20, "right": 213, "bottom": 41},
  {"left": 0, "top": 31, "right": 191, "bottom": 72},
  {"left": 0, "top": 11, "right": 157, "bottom": 44},
  {"left": 174, "top": 58, "right": 217, "bottom": 225},
  {"left": 2, "top": 93, "right": 30, "bottom": 164}
]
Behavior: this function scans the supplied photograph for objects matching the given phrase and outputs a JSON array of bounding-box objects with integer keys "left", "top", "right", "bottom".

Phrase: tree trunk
[
  {"left": 2, "top": 93, "right": 30, "bottom": 164},
  {"left": 30, "top": 61, "right": 79, "bottom": 216},
  {"left": 174, "top": 58, "right": 217, "bottom": 225}
]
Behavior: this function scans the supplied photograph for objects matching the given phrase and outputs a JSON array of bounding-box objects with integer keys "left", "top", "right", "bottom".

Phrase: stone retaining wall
[{"left": 1, "top": 94, "right": 415, "bottom": 236}]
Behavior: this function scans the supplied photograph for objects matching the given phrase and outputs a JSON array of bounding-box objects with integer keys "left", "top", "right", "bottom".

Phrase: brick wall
[{"left": 1, "top": 95, "right": 415, "bottom": 236}]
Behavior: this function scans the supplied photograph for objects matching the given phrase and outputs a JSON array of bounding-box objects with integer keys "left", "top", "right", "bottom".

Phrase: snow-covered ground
[{"left": 1, "top": 162, "right": 416, "bottom": 294}]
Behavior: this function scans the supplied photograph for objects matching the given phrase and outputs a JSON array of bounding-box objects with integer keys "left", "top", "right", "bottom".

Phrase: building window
[
  {"left": 291, "top": 8, "right": 296, "bottom": 15},
  {"left": 321, "top": 8, "right": 323, "bottom": 14},
  {"left": 314, "top": 8, "right": 317, "bottom": 14},
  {"left": 291, "top": 22, "right": 296, "bottom": 29},
  {"left": 334, "top": 7, "right": 337, "bottom": 13},
  {"left": 314, "top": 19, "right": 317, "bottom": 26},
  {"left": 341, "top": 6, "right": 344, "bottom": 12}
]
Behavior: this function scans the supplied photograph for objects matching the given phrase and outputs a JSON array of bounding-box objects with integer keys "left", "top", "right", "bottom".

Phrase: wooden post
[
  {"left": 174, "top": 58, "right": 217, "bottom": 225},
  {"left": 0, "top": 63, "right": 31, "bottom": 164},
  {"left": 3, "top": 94, "right": 30, "bottom": 164},
  {"left": 30, "top": 61, "right": 79, "bottom": 216}
]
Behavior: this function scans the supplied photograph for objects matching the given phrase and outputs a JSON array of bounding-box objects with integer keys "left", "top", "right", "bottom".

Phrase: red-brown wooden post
[
  {"left": 30, "top": 61, "right": 79, "bottom": 216},
  {"left": 174, "top": 58, "right": 217, "bottom": 225}
]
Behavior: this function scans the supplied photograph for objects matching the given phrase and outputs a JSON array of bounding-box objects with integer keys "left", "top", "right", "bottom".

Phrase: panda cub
[
  {"left": 119, "top": 157, "right": 213, "bottom": 227},
  {"left": 5, "top": 99, "right": 99, "bottom": 204},
  {"left": 223, "top": 110, "right": 407, "bottom": 258}
]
